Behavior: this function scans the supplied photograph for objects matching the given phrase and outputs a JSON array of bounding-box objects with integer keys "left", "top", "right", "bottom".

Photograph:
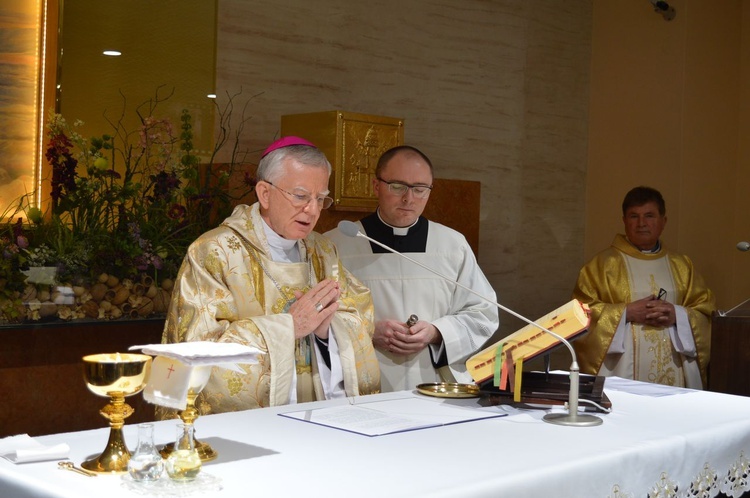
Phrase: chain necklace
[
  {"left": 246, "top": 244, "right": 316, "bottom": 312},
  {"left": 233, "top": 230, "right": 318, "bottom": 376},
  {"left": 229, "top": 226, "right": 317, "bottom": 311}
]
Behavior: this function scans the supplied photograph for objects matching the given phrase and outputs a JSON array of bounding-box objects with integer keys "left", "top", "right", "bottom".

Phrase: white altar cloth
[{"left": 2, "top": 379, "right": 750, "bottom": 498}]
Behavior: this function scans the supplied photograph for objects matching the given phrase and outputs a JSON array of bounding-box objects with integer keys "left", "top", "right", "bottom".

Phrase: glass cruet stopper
[
  {"left": 165, "top": 423, "right": 202, "bottom": 481},
  {"left": 127, "top": 423, "right": 164, "bottom": 481}
]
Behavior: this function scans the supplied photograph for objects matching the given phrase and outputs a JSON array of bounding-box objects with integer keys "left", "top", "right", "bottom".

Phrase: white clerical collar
[
  {"left": 376, "top": 208, "right": 418, "bottom": 236},
  {"left": 626, "top": 236, "right": 661, "bottom": 254},
  {"left": 261, "top": 217, "right": 301, "bottom": 263},
  {"left": 641, "top": 241, "right": 661, "bottom": 254}
]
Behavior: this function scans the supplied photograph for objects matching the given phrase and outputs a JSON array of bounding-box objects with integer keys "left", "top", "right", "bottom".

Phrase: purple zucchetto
[{"left": 261, "top": 136, "right": 317, "bottom": 158}]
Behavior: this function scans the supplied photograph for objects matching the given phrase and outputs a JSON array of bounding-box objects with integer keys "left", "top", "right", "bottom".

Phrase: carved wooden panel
[{"left": 281, "top": 111, "right": 404, "bottom": 211}]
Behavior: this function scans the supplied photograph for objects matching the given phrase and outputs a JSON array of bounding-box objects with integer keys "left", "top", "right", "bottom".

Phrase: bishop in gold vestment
[{"left": 162, "top": 138, "right": 380, "bottom": 414}]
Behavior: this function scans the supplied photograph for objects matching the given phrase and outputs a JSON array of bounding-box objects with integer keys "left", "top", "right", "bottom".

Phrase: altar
[{"left": 1, "top": 379, "right": 750, "bottom": 498}]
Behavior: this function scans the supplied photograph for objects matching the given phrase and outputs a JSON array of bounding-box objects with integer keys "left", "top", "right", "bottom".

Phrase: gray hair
[{"left": 256, "top": 145, "right": 332, "bottom": 184}]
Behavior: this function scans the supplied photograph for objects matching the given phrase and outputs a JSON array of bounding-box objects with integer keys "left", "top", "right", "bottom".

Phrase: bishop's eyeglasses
[
  {"left": 376, "top": 178, "right": 433, "bottom": 199},
  {"left": 266, "top": 181, "right": 334, "bottom": 209}
]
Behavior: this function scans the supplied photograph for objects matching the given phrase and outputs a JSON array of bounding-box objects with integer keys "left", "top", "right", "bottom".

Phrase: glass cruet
[
  {"left": 165, "top": 423, "right": 202, "bottom": 481},
  {"left": 127, "top": 423, "right": 164, "bottom": 481}
]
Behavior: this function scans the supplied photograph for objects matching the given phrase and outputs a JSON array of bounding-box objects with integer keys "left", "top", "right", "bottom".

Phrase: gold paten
[
  {"left": 159, "top": 365, "right": 217, "bottom": 462},
  {"left": 81, "top": 353, "right": 152, "bottom": 474},
  {"left": 416, "top": 382, "right": 481, "bottom": 398},
  {"left": 280, "top": 111, "right": 404, "bottom": 211}
]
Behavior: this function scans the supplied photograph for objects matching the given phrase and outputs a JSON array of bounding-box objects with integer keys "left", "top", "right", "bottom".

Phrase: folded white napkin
[
  {"left": 142, "top": 356, "right": 201, "bottom": 410},
  {"left": 131, "top": 342, "right": 261, "bottom": 411},
  {"left": 130, "top": 341, "right": 261, "bottom": 368},
  {"left": 0, "top": 434, "right": 70, "bottom": 463}
]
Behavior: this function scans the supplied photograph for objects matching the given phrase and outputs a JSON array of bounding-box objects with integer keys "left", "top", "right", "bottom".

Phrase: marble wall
[{"left": 215, "top": 0, "right": 593, "bottom": 336}]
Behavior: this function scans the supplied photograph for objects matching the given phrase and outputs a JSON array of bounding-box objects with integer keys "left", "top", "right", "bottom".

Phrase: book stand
[{"left": 477, "top": 371, "right": 611, "bottom": 414}]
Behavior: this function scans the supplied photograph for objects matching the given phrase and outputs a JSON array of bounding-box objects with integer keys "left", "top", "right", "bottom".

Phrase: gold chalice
[
  {"left": 81, "top": 353, "right": 152, "bottom": 473},
  {"left": 159, "top": 364, "right": 217, "bottom": 462}
]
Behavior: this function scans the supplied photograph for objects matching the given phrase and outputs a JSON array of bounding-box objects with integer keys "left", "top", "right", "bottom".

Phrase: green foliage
[{"left": 0, "top": 88, "right": 258, "bottom": 323}]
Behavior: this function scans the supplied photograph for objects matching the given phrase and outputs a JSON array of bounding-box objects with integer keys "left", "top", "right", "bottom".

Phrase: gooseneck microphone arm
[
  {"left": 337, "top": 220, "right": 602, "bottom": 427},
  {"left": 337, "top": 222, "right": 575, "bottom": 358}
]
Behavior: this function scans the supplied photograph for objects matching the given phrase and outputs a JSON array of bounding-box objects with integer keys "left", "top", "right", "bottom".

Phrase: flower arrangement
[{"left": 0, "top": 89, "right": 257, "bottom": 323}]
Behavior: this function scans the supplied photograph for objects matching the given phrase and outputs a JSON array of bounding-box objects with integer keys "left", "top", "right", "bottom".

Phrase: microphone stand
[{"left": 344, "top": 223, "right": 602, "bottom": 427}]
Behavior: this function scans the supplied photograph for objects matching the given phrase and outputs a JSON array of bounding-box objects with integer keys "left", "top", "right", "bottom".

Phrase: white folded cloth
[
  {"left": 130, "top": 342, "right": 262, "bottom": 410},
  {"left": 130, "top": 341, "right": 261, "bottom": 367},
  {"left": 0, "top": 434, "right": 70, "bottom": 463},
  {"left": 142, "top": 356, "right": 203, "bottom": 410}
]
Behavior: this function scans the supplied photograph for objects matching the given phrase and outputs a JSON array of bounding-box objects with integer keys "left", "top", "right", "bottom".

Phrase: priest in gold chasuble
[
  {"left": 573, "top": 187, "right": 714, "bottom": 389},
  {"left": 162, "top": 138, "right": 380, "bottom": 414}
]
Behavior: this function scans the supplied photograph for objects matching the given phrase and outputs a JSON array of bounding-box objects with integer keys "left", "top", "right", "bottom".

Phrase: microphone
[
  {"left": 738, "top": 242, "right": 750, "bottom": 252},
  {"left": 337, "top": 220, "right": 602, "bottom": 427}
]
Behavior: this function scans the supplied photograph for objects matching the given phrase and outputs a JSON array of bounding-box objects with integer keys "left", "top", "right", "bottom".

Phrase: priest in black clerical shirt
[{"left": 326, "top": 145, "right": 498, "bottom": 392}]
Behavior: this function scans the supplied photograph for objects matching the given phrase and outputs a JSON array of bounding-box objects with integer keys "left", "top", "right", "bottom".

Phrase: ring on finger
[{"left": 315, "top": 302, "right": 324, "bottom": 312}]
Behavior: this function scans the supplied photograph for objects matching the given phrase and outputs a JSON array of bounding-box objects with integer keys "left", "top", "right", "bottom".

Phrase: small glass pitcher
[
  {"left": 165, "top": 424, "right": 202, "bottom": 481},
  {"left": 127, "top": 423, "right": 164, "bottom": 481}
]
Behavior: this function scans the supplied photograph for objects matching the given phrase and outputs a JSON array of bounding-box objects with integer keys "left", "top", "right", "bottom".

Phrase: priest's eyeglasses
[
  {"left": 376, "top": 178, "right": 433, "bottom": 199},
  {"left": 267, "top": 181, "right": 334, "bottom": 209}
]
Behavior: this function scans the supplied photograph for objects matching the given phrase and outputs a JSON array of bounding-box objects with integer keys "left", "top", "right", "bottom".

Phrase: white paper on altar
[
  {"left": 0, "top": 435, "right": 70, "bottom": 464},
  {"left": 279, "top": 397, "right": 507, "bottom": 436}
]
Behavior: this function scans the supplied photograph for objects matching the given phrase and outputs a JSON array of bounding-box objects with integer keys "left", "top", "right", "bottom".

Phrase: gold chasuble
[
  {"left": 162, "top": 203, "right": 380, "bottom": 414},
  {"left": 573, "top": 234, "right": 714, "bottom": 388}
]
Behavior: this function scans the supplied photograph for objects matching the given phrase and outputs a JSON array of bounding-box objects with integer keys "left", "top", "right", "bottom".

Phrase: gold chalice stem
[
  {"left": 161, "top": 389, "right": 217, "bottom": 462},
  {"left": 81, "top": 392, "right": 134, "bottom": 473}
]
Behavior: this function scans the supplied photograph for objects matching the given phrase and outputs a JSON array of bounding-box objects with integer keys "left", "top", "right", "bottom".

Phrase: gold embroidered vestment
[
  {"left": 162, "top": 203, "right": 380, "bottom": 414},
  {"left": 573, "top": 234, "right": 714, "bottom": 387}
]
